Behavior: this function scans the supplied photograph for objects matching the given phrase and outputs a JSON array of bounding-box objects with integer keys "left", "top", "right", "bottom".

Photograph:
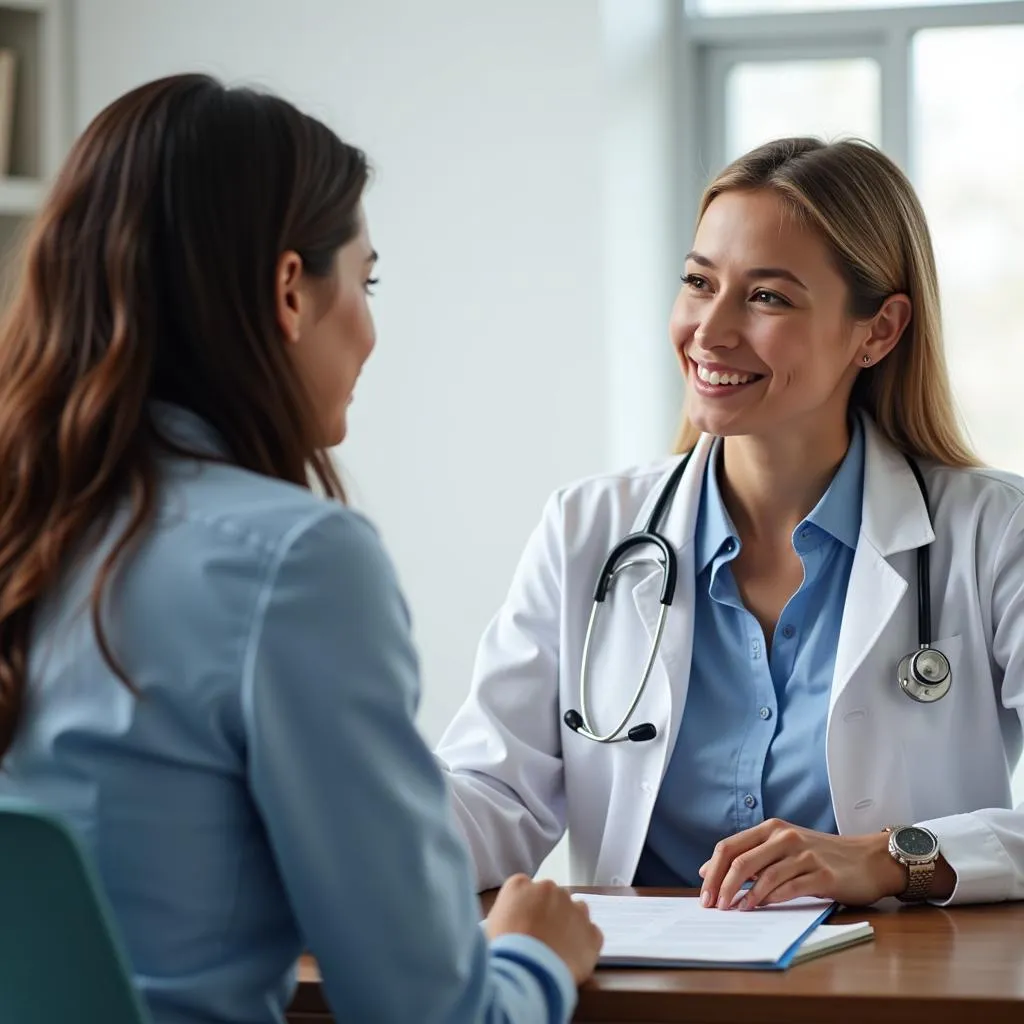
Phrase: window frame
[
  {"left": 674, "top": 0, "right": 1024, "bottom": 243},
  {"left": 705, "top": 41, "right": 889, "bottom": 173}
]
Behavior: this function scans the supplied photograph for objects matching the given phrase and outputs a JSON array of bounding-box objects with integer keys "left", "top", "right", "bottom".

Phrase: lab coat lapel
[
  {"left": 630, "top": 435, "right": 714, "bottom": 754},
  {"left": 829, "top": 418, "right": 935, "bottom": 716}
]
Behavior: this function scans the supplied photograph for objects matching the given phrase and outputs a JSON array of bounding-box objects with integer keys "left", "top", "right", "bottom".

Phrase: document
[
  {"left": 574, "top": 893, "right": 834, "bottom": 969},
  {"left": 790, "top": 921, "right": 874, "bottom": 965}
]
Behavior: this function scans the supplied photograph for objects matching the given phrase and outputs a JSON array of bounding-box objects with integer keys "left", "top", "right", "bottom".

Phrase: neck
[{"left": 718, "top": 416, "right": 852, "bottom": 544}]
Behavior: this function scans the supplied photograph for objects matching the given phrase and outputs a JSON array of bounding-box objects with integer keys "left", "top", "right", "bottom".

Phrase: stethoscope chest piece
[{"left": 897, "top": 646, "right": 952, "bottom": 703}]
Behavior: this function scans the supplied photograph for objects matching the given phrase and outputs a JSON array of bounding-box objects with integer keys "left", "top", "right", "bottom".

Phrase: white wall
[
  {"left": 71, "top": 0, "right": 657, "bottom": 751},
  {"left": 68, "top": 0, "right": 1024, "bottom": 869},
  {"left": 72, "top": 0, "right": 682, "bottom": 885}
]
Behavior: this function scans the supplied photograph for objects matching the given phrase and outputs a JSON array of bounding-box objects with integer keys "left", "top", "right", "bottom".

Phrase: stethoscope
[{"left": 563, "top": 448, "right": 952, "bottom": 744}]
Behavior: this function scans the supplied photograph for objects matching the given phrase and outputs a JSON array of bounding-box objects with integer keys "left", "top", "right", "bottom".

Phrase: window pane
[
  {"left": 912, "top": 25, "right": 1024, "bottom": 803},
  {"left": 913, "top": 26, "right": 1024, "bottom": 472},
  {"left": 725, "top": 59, "right": 880, "bottom": 161},
  {"left": 693, "top": 0, "right": 997, "bottom": 15}
]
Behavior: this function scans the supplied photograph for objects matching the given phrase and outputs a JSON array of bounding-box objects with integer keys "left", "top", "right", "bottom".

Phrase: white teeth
[{"left": 696, "top": 364, "right": 755, "bottom": 386}]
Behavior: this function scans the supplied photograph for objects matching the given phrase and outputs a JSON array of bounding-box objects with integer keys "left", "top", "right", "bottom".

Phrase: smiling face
[{"left": 671, "top": 188, "right": 871, "bottom": 443}]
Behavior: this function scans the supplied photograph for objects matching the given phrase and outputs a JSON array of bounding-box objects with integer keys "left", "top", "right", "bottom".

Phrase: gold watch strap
[{"left": 899, "top": 860, "right": 935, "bottom": 902}]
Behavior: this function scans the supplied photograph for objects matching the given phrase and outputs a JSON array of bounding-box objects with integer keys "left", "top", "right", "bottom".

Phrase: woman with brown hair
[
  {"left": 438, "top": 137, "right": 1024, "bottom": 912},
  {"left": 0, "top": 74, "right": 601, "bottom": 1023}
]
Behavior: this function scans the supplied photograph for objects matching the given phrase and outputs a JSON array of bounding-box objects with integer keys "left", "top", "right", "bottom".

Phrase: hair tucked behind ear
[
  {"left": 0, "top": 73, "right": 368, "bottom": 759},
  {"left": 674, "top": 137, "right": 976, "bottom": 468}
]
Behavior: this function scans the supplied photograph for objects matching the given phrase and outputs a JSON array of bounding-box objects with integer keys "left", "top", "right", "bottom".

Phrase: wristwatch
[{"left": 883, "top": 825, "right": 940, "bottom": 902}]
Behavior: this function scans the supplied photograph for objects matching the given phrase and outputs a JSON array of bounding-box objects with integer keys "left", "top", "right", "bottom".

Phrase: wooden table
[{"left": 286, "top": 887, "right": 1024, "bottom": 1023}]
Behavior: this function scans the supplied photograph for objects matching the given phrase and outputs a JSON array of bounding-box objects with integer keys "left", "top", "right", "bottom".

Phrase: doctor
[{"left": 437, "top": 136, "right": 1024, "bottom": 910}]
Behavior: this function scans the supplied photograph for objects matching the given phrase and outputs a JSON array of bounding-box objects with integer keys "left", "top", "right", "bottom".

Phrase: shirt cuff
[
  {"left": 917, "top": 812, "right": 1015, "bottom": 905},
  {"left": 490, "top": 933, "right": 578, "bottom": 1023}
]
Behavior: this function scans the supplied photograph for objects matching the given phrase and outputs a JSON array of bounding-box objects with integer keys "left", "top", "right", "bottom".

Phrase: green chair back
[{"left": 0, "top": 800, "right": 150, "bottom": 1023}]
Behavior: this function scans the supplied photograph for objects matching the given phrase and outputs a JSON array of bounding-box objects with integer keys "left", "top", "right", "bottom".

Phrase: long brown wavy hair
[{"left": 0, "top": 73, "right": 368, "bottom": 759}]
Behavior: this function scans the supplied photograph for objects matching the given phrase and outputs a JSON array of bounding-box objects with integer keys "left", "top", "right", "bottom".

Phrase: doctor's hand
[
  {"left": 697, "top": 819, "right": 912, "bottom": 911},
  {"left": 485, "top": 874, "right": 604, "bottom": 984}
]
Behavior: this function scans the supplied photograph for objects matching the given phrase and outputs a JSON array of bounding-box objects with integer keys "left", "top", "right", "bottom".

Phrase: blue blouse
[
  {"left": 635, "top": 424, "right": 864, "bottom": 885},
  {"left": 0, "top": 404, "right": 575, "bottom": 1024}
]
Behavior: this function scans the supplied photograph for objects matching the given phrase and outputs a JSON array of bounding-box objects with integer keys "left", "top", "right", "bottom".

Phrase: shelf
[
  {"left": 0, "top": 0, "right": 68, "bottom": 284},
  {"left": 0, "top": 174, "right": 42, "bottom": 214}
]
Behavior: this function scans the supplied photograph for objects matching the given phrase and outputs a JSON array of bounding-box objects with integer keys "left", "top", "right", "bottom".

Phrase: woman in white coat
[{"left": 436, "top": 137, "right": 1024, "bottom": 911}]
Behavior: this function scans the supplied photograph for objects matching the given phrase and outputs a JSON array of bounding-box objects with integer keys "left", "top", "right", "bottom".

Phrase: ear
[
  {"left": 275, "top": 250, "right": 305, "bottom": 346},
  {"left": 856, "top": 293, "right": 912, "bottom": 368}
]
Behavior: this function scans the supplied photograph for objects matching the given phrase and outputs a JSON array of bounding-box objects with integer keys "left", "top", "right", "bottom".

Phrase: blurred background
[{"left": 0, "top": 1, "right": 1021, "bottom": 874}]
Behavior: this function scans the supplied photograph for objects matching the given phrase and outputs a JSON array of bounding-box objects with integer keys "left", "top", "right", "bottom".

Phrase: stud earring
[{"left": 862, "top": 354, "right": 872, "bottom": 365}]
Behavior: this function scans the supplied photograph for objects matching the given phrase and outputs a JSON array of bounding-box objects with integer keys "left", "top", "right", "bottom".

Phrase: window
[
  {"left": 677, "top": 0, "right": 1024, "bottom": 801},
  {"left": 912, "top": 25, "right": 1024, "bottom": 477},
  {"left": 691, "top": 0, "right": 999, "bottom": 14},
  {"left": 724, "top": 57, "right": 881, "bottom": 158}
]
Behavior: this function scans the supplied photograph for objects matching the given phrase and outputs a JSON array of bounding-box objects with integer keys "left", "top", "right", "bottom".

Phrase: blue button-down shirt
[
  {"left": 634, "top": 422, "right": 865, "bottom": 887},
  {"left": 0, "top": 405, "right": 575, "bottom": 1024}
]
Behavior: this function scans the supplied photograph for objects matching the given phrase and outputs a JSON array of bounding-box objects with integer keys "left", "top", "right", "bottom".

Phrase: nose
[{"left": 693, "top": 299, "right": 742, "bottom": 350}]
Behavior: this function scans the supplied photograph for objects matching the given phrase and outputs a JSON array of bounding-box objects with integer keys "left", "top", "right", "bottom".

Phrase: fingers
[
  {"left": 571, "top": 898, "right": 603, "bottom": 945},
  {"left": 577, "top": 903, "right": 604, "bottom": 962},
  {"left": 737, "top": 850, "right": 822, "bottom": 910},
  {"left": 747, "top": 873, "right": 824, "bottom": 909},
  {"left": 714, "top": 836, "right": 790, "bottom": 911},
  {"left": 699, "top": 819, "right": 787, "bottom": 909}
]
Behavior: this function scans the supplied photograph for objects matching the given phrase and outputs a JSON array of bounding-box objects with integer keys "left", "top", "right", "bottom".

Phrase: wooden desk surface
[{"left": 288, "top": 887, "right": 1024, "bottom": 1023}]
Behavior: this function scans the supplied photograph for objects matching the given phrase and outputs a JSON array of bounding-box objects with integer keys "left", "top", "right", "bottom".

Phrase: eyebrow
[{"left": 685, "top": 250, "right": 808, "bottom": 290}]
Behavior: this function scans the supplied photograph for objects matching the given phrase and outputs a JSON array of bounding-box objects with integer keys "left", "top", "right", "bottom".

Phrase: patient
[{"left": 0, "top": 73, "right": 600, "bottom": 1023}]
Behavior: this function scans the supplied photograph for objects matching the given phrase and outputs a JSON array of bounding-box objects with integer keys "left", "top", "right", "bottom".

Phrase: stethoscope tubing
[{"left": 564, "top": 444, "right": 950, "bottom": 744}]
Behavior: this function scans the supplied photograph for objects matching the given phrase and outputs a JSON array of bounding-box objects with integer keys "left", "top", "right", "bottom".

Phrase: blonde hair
[{"left": 673, "top": 137, "right": 977, "bottom": 467}]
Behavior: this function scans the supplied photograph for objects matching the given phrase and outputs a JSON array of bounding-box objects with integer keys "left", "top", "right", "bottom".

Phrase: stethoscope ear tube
[
  {"left": 568, "top": 449, "right": 694, "bottom": 744},
  {"left": 562, "top": 708, "right": 657, "bottom": 743},
  {"left": 594, "top": 533, "right": 677, "bottom": 605}
]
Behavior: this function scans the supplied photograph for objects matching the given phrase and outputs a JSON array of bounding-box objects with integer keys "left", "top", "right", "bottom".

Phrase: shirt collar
[
  {"left": 804, "top": 417, "right": 865, "bottom": 551},
  {"left": 693, "top": 419, "right": 866, "bottom": 573},
  {"left": 695, "top": 438, "right": 738, "bottom": 576},
  {"left": 149, "top": 400, "right": 230, "bottom": 459}
]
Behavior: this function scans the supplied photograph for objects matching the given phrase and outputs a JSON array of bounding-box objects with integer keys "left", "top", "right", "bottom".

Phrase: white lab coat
[{"left": 436, "top": 418, "right": 1024, "bottom": 904}]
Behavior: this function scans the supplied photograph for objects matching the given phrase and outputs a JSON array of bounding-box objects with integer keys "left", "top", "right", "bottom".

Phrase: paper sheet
[{"left": 574, "top": 893, "right": 834, "bottom": 968}]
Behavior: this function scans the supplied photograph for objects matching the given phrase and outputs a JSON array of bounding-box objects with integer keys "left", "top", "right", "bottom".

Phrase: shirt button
[
  {"left": 724, "top": 538, "right": 735, "bottom": 552},
  {"left": 800, "top": 528, "right": 811, "bottom": 540},
  {"left": 758, "top": 706, "right": 772, "bottom": 720},
  {"left": 744, "top": 794, "right": 758, "bottom": 809},
  {"left": 782, "top": 624, "right": 796, "bottom": 639}
]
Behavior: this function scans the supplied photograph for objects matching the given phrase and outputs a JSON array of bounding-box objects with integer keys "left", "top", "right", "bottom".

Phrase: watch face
[{"left": 895, "top": 826, "right": 937, "bottom": 858}]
